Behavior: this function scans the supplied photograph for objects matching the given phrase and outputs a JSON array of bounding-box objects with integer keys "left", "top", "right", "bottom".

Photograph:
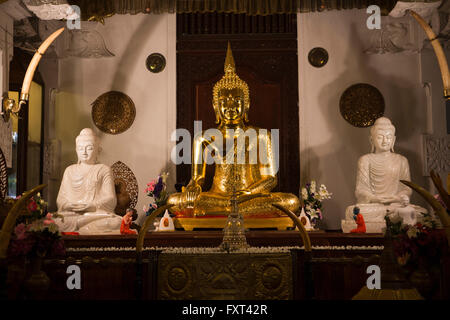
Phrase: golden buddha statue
[{"left": 168, "top": 43, "right": 299, "bottom": 230}]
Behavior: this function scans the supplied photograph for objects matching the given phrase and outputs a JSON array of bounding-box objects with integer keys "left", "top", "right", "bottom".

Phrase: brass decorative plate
[
  {"left": 339, "top": 83, "right": 385, "bottom": 127},
  {"left": 91, "top": 91, "right": 135, "bottom": 134},
  {"left": 308, "top": 47, "right": 328, "bottom": 68},
  {"left": 146, "top": 53, "right": 166, "bottom": 73}
]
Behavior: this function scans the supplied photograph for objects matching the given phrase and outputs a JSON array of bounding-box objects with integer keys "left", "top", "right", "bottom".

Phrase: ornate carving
[
  {"left": 43, "top": 139, "right": 61, "bottom": 179},
  {"left": 63, "top": 29, "right": 115, "bottom": 58},
  {"left": 254, "top": 260, "right": 290, "bottom": 299},
  {"left": 339, "top": 83, "right": 385, "bottom": 128},
  {"left": 23, "top": 0, "right": 79, "bottom": 21},
  {"left": 111, "top": 161, "right": 138, "bottom": 215},
  {"left": 91, "top": 91, "right": 135, "bottom": 134},
  {"left": 0, "top": 147, "right": 7, "bottom": 200},
  {"left": 0, "top": 114, "right": 12, "bottom": 168},
  {"left": 364, "top": 15, "right": 421, "bottom": 54},
  {"left": 157, "top": 253, "right": 292, "bottom": 300},
  {"left": 422, "top": 135, "right": 450, "bottom": 175}
]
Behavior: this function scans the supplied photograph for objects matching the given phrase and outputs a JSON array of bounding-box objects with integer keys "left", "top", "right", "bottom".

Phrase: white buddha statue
[
  {"left": 341, "top": 117, "right": 426, "bottom": 233},
  {"left": 54, "top": 128, "right": 122, "bottom": 234}
]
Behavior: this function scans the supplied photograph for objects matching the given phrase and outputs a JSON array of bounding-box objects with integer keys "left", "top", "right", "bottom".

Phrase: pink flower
[
  {"left": 146, "top": 181, "right": 156, "bottom": 193},
  {"left": 14, "top": 223, "right": 28, "bottom": 240},
  {"left": 43, "top": 213, "right": 55, "bottom": 225},
  {"left": 27, "top": 199, "right": 38, "bottom": 212}
]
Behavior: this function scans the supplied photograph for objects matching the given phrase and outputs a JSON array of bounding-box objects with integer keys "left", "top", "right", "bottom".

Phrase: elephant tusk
[
  {"left": 409, "top": 10, "right": 450, "bottom": 99},
  {"left": 0, "top": 184, "right": 46, "bottom": 259},
  {"left": 136, "top": 204, "right": 174, "bottom": 253},
  {"left": 429, "top": 169, "right": 450, "bottom": 209},
  {"left": 401, "top": 179, "right": 450, "bottom": 247},
  {"left": 272, "top": 203, "right": 312, "bottom": 252},
  {"left": 20, "top": 27, "right": 64, "bottom": 99}
]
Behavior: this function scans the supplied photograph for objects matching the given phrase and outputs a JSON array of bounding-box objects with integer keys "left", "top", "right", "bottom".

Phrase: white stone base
[{"left": 341, "top": 220, "right": 386, "bottom": 233}]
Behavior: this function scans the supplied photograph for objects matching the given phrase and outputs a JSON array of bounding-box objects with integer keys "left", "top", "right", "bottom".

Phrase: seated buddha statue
[
  {"left": 168, "top": 44, "right": 299, "bottom": 230},
  {"left": 341, "top": 117, "right": 426, "bottom": 233},
  {"left": 54, "top": 128, "right": 122, "bottom": 234}
]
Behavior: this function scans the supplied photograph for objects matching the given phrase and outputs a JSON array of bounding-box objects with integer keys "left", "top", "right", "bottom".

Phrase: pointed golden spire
[
  {"left": 212, "top": 42, "right": 250, "bottom": 123},
  {"left": 224, "top": 41, "right": 235, "bottom": 73}
]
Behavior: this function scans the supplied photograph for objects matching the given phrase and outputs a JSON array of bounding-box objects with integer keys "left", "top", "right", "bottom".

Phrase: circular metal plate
[
  {"left": 339, "top": 83, "right": 385, "bottom": 127},
  {"left": 308, "top": 47, "right": 329, "bottom": 68},
  {"left": 146, "top": 53, "right": 166, "bottom": 73},
  {"left": 91, "top": 91, "right": 135, "bottom": 134}
]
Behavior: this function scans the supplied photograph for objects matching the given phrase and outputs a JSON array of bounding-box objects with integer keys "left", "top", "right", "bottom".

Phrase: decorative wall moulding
[
  {"left": 339, "top": 83, "right": 385, "bottom": 127},
  {"left": 146, "top": 53, "right": 166, "bottom": 73},
  {"left": 422, "top": 134, "right": 450, "bottom": 176},
  {"left": 63, "top": 29, "right": 115, "bottom": 58},
  {"left": 23, "top": 0, "right": 79, "bottom": 21},
  {"left": 91, "top": 91, "right": 136, "bottom": 135},
  {"left": 364, "top": 16, "right": 421, "bottom": 54}
]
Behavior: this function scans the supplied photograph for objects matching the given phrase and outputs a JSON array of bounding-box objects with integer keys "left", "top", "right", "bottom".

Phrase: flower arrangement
[
  {"left": 8, "top": 193, "right": 65, "bottom": 259},
  {"left": 386, "top": 212, "right": 447, "bottom": 269},
  {"left": 300, "top": 180, "right": 332, "bottom": 227},
  {"left": 144, "top": 172, "right": 169, "bottom": 217}
]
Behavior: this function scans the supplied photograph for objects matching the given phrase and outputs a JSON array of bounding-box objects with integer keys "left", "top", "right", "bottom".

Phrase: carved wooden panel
[
  {"left": 422, "top": 135, "right": 450, "bottom": 176},
  {"left": 176, "top": 13, "right": 299, "bottom": 195},
  {"left": 157, "top": 252, "right": 292, "bottom": 300},
  {"left": 111, "top": 161, "right": 139, "bottom": 216}
]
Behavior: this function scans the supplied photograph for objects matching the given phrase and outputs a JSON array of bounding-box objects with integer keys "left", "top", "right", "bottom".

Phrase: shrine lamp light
[
  {"left": 389, "top": 1, "right": 449, "bottom": 100},
  {"left": 1, "top": 27, "right": 65, "bottom": 122}
]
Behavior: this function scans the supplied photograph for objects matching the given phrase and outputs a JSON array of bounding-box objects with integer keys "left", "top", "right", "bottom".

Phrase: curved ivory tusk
[
  {"left": 430, "top": 169, "right": 450, "bottom": 209},
  {"left": 409, "top": 10, "right": 450, "bottom": 98},
  {"left": 21, "top": 27, "right": 65, "bottom": 97},
  {"left": 0, "top": 184, "right": 46, "bottom": 259},
  {"left": 401, "top": 179, "right": 450, "bottom": 246},
  {"left": 272, "top": 203, "right": 312, "bottom": 252},
  {"left": 136, "top": 204, "right": 174, "bottom": 253}
]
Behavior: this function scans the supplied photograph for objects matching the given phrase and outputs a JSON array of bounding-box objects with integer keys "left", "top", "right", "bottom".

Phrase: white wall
[
  {"left": 52, "top": 13, "right": 177, "bottom": 223},
  {"left": 298, "top": 10, "right": 430, "bottom": 230}
]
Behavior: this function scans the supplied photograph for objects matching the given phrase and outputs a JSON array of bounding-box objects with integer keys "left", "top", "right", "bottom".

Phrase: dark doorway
[{"left": 8, "top": 48, "right": 45, "bottom": 196}]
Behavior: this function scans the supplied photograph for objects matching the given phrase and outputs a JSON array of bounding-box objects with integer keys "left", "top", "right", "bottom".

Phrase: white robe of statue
[
  {"left": 341, "top": 117, "right": 426, "bottom": 233},
  {"left": 55, "top": 128, "right": 122, "bottom": 234}
]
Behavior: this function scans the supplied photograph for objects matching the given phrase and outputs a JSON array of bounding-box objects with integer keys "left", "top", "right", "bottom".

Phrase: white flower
[
  {"left": 310, "top": 180, "right": 316, "bottom": 194},
  {"left": 318, "top": 184, "right": 332, "bottom": 200},
  {"left": 407, "top": 226, "right": 418, "bottom": 239},
  {"left": 309, "top": 208, "right": 317, "bottom": 218},
  {"left": 301, "top": 188, "right": 308, "bottom": 200}
]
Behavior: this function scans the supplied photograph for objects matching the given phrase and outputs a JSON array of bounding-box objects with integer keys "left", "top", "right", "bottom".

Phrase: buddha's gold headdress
[{"left": 213, "top": 42, "right": 250, "bottom": 124}]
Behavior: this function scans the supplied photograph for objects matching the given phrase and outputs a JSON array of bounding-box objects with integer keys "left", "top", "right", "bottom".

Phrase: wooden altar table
[{"left": 6, "top": 230, "right": 448, "bottom": 300}]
